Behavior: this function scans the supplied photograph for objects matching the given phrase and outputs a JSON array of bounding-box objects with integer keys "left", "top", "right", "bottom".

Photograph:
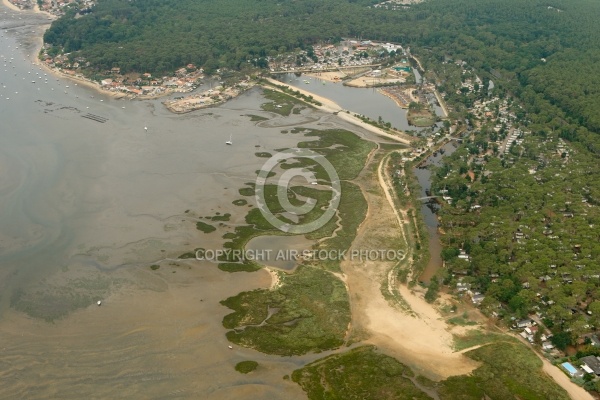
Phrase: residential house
[
  {"left": 515, "top": 319, "right": 533, "bottom": 328},
  {"left": 457, "top": 250, "right": 470, "bottom": 261},
  {"left": 456, "top": 282, "right": 470, "bottom": 292},
  {"left": 524, "top": 326, "right": 538, "bottom": 335},
  {"left": 471, "top": 293, "right": 485, "bottom": 305},
  {"left": 580, "top": 356, "right": 600, "bottom": 376},
  {"left": 542, "top": 341, "right": 554, "bottom": 351}
]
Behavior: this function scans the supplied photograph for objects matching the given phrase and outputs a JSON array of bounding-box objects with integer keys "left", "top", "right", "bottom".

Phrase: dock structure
[{"left": 81, "top": 113, "right": 108, "bottom": 123}]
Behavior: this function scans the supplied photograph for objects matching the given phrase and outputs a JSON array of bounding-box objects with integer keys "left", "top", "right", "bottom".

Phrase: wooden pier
[{"left": 81, "top": 113, "right": 108, "bottom": 123}]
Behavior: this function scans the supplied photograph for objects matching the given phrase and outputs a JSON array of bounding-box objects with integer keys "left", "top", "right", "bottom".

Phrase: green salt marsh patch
[
  {"left": 261, "top": 89, "right": 305, "bottom": 116},
  {"left": 245, "top": 114, "right": 269, "bottom": 122},
  {"left": 235, "top": 360, "right": 259, "bottom": 373},
  {"left": 196, "top": 221, "right": 217, "bottom": 233},
  {"left": 221, "top": 266, "right": 349, "bottom": 356},
  {"left": 292, "top": 346, "right": 432, "bottom": 400}
]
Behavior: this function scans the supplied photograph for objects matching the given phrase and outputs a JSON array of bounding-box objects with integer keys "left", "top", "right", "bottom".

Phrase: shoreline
[
  {"left": 163, "top": 83, "right": 255, "bottom": 114},
  {"left": 30, "top": 36, "right": 128, "bottom": 99},
  {"left": 264, "top": 77, "right": 413, "bottom": 145},
  {"left": 433, "top": 89, "right": 449, "bottom": 118},
  {"left": 303, "top": 71, "right": 345, "bottom": 83},
  {"left": 378, "top": 88, "right": 408, "bottom": 109},
  {"left": 20, "top": 7, "right": 130, "bottom": 100},
  {"left": 2, "top": 0, "right": 20, "bottom": 12},
  {"left": 37, "top": 61, "right": 129, "bottom": 99},
  {"left": 33, "top": 2, "right": 55, "bottom": 18}
]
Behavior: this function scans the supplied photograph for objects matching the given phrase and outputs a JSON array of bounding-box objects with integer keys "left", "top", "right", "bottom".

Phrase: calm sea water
[
  {"left": 0, "top": 9, "right": 326, "bottom": 399},
  {"left": 0, "top": 7, "right": 419, "bottom": 398},
  {"left": 277, "top": 73, "right": 416, "bottom": 130}
]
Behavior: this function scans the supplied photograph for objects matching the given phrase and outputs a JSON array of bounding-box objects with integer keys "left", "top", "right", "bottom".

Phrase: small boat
[
  {"left": 228, "top": 345, "right": 233, "bottom": 349},
  {"left": 97, "top": 300, "right": 102, "bottom": 306},
  {"left": 225, "top": 134, "right": 232, "bottom": 145},
  {"left": 144, "top": 126, "right": 148, "bottom": 131}
]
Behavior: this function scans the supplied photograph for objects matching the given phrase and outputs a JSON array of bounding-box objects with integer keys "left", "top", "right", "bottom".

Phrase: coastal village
[
  {"left": 39, "top": 36, "right": 430, "bottom": 116},
  {"left": 17, "top": 0, "right": 443, "bottom": 121},
  {"left": 37, "top": 38, "right": 423, "bottom": 112},
  {"left": 7, "top": 0, "right": 91, "bottom": 15},
  {"left": 159, "top": 39, "right": 425, "bottom": 114},
  {"left": 28, "top": 0, "right": 438, "bottom": 119}
]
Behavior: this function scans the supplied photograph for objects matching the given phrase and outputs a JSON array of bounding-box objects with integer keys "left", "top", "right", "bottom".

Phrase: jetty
[{"left": 81, "top": 113, "right": 108, "bottom": 123}]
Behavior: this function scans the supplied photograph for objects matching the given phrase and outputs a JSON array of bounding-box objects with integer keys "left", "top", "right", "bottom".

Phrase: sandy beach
[
  {"left": 2, "top": 0, "right": 20, "bottom": 11},
  {"left": 304, "top": 71, "right": 346, "bottom": 82},
  {"left": 366, "top": 284, "right": 481, "bottom": 378},
  {"left": 434, "top": 89, "right": 449, "bottom": 117},
  {"left": 345, "top": 76, "right": 405, "bottom": 88},
  {"left": 304, "top": 66, "right": 372, "bottom": 83},
  {"left": 31, "top": 44, "right": 129, "bottom": 99},
  {"left": 316, "top": 143, "right": 478, "bottom": 380},
  {"left": 37, "top": 61, "right": 129, "bottom": 99}
]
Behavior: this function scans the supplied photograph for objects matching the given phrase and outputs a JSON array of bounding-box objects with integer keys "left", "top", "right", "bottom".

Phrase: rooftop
[{"left": 580, "top": 356, "right": 600, "bottom": 374}]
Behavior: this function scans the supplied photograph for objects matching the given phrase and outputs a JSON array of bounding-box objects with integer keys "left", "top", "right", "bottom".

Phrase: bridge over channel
[{"left": 416, "top": 195, "right": 438, "bottom": 201}]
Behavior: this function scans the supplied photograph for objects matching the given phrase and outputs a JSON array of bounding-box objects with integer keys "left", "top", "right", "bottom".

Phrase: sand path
[
  {"left": 508, "top": 331, "right": 594, "bottom": 400},
  {"left": 541, "top": 359, "right": 594, "bottom": 400}
]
